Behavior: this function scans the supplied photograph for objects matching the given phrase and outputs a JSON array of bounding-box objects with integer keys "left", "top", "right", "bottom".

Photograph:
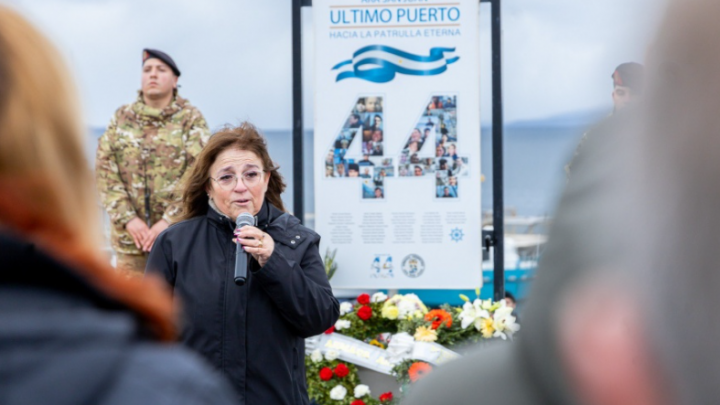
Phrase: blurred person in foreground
[
  {"left": 96, "top": 47, "right": 210, "bottom": 277},
  {"left": 146, "top": 123, "right": 339, "bottom": 404},
  {"left": 0, "top": 6, "right": 236, "bottom": 405},
  {"left": 405, "top": 0, "right": 720, "bottom": 403},
  {"left": 566, "top": 62, "right": 645, "bottom": 177}
]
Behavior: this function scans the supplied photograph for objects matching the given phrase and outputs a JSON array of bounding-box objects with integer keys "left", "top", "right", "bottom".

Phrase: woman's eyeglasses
[{"left": 210, "top": 170, "right": 265, "bottom": 190}]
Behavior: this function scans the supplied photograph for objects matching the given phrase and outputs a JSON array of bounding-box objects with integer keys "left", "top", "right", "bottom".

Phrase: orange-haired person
[{"left": 0, "top": 6, "right": 236, "bottom": 405}]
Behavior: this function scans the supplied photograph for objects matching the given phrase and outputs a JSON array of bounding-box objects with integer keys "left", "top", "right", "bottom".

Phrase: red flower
[
  {"left": 379, "top": 392, "right": 394, "bottom": 403},
  {"left": 319, "top": 367, "right": 333, "bottom": 381},
  {"left": 334, "top": 363, "right": 349, "bottom": 378},
  {"left": 357, "top": 305, "right": 373, "bottom": 321},
  {"left": 357, "top": 293, "right": 371, "bottom": 305},
  {"left": 351, "top": 401, "right": 366, "bottom": 405},
  {"left": 324, "top": 325, "right": 335, "bottom": 334},
  {"left": 425, "top": 309, "right": 453, "bottom": 330}
]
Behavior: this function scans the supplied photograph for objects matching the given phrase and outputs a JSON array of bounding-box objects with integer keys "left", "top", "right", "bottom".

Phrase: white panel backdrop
[{"left": 314, "top": 0, "right": 481, "bottom": 289}]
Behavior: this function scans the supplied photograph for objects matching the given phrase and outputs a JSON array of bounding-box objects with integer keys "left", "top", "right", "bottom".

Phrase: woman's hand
[{"left": 235, "top": 226, "right": 275, "bottom": 267}]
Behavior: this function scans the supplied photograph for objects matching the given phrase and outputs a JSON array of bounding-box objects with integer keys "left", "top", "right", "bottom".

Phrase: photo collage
[
  {"left": 324, "top": 94, "right": 468, "bottom": 200},
  {"left": 397, "top": 95, "right": 468, "bottom": 199},
  {"left": 324, "top": 96, "right": 394, "bottom": 200}
]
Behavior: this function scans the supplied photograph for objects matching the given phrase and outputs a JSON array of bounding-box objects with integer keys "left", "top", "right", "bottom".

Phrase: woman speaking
[{"left": 147, "top": 123, "right": 339, "bottom": 405}]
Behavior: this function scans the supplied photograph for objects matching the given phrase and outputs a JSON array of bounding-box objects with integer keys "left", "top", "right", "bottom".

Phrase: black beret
[
  {"left": 142, "top": 48, "right": 181, "bottom": 77},
  {"left": 612, "top": 62, "right": 644, "bottom": 93}
]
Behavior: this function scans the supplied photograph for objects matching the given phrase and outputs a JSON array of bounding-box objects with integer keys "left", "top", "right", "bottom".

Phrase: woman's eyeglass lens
[{"left": 211, "top": 171, "right": 263, "bottom": 190}]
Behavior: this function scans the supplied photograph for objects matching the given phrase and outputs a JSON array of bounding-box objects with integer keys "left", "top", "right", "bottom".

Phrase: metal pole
[
  {"left": 490, "top": 0, "right": 505, "bottom": 302},
  {"left": 292, "top": 0, "right": 305, "bottom": 223}
]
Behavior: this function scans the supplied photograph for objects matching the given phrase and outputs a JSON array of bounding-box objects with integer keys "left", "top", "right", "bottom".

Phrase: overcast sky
[{"left": 6, "top": 0, "right": 668, "bottom": 131}]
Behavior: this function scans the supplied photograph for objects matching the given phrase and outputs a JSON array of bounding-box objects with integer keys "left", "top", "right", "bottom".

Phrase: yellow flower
[
  {"left": 381, "top": 305, "right": 399, "bottom": 320},
  {"left": 414, "top": 326, "right": 438, "bottom": 342},
  {"left": 480, "top": 317, "right": 495, "bottom": 338},
  {"left": 369, "top": 339, "right": 386, "bottom": 349},
  {"left": 459, "top": 294, "right": 470, "bottom": 303}
]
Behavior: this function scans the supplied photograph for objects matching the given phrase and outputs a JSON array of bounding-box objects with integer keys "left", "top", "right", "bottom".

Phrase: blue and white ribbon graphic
[{"left": 331, "top": 45, "right": 459, "bottom": 83}]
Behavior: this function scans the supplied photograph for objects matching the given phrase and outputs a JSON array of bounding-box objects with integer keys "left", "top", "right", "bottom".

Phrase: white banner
[
  {"left": 306, "top": 333, "right": 460, "bottom": 374},
  {"left": 313, "top": 0, "right": 482, "bottom": 288}
]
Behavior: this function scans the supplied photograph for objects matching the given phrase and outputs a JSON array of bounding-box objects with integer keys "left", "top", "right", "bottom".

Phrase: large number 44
[{"left": 323, "top": 94, "right": 468, "bottom": 200}]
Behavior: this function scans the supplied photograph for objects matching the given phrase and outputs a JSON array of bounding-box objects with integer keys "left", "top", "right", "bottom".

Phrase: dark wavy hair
[{"left": 177, "top": 122, "right": 287, "bottom": 221}]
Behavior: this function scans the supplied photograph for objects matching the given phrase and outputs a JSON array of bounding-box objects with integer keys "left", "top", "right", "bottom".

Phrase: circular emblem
[{"left": 401, "top": 254, "right": 425, "bottom": 278}]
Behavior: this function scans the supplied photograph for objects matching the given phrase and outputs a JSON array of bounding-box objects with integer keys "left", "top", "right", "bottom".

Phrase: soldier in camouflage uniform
[{"left": 96, "top": 49, "right": 210, "bottom": 277}]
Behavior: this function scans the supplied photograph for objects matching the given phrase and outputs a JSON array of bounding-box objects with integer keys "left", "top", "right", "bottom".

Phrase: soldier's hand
[
  {"left": 126, "top": 217, "right": 150, "bottom": 249},
  {"left": 143, "top": 219, "right": 169, "bottom": 252}
]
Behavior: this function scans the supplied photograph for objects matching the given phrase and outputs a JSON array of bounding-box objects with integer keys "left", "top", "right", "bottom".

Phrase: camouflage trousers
[{"left": 116, "top": 253, "right": 149, "bottom": 278}]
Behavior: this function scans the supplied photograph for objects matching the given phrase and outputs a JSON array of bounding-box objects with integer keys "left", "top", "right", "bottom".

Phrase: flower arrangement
[
  {"left": 457, "top": 297, "right": 520, "bottom": 340},
  {"left": 327, "top": 293, "right": 398, "bottom": 342},
  {"left": 380, "top": 293, "right": 428, "bottom": 321},
  {"left": 396, "top": 296, "right": 519, "bottom": 347},
  {"left": 306, "top": 348, "right": 388, "bottom": 405},
  {"left": 307, "top": 292, "right": 519, "bottom": 405}
]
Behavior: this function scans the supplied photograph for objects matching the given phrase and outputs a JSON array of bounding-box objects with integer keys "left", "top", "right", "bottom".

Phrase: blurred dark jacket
[
  {"left": 147, "top": 201, "right": 339, "bottom": 405},
  {"left": 0, "top": 232, "right": 237, "bottom": 405}
]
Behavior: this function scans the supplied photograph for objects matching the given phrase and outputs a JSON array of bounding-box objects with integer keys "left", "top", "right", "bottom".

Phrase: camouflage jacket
[
  {"left": 565, "top": 112, "right": 614, "bottom": 178},
  {"left": 96, "top": 93, "right": 210, "bottom": 254}
]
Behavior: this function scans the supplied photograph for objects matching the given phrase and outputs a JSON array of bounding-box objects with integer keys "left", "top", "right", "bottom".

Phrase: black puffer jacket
[
  {"left": 147, "top": 202, "right": 339, "bottom": 405},
  {"left": 0, "top": 233, "right": 237, "bottom": 405}
]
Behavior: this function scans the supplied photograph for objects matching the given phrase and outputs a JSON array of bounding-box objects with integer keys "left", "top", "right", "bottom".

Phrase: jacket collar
[
  {"left": 206, "top": 199, "right": 235, "bottom": 231},
  {"left": 256, "top": 200, "right": 272, "bottom": 230},
  {"left": 205, "top": 199, "right": 293, "bottom": 232},
  {"left": 132, "top": 91, "right": 186, "bottom": 122}
]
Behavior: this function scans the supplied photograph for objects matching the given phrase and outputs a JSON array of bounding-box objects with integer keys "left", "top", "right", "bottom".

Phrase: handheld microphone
[{"left": 234, "top": 212, "right": 255, "bottom": 286}]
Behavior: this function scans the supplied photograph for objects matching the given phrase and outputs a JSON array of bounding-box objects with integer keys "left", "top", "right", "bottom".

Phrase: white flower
[
  {"left": 404, "top": 293, "right": 421, "bottom": 302},
  {"left": 329, "top": 385, "right": 347, "bottom": 401},
  {"left": 354, "top": 384, "right": 371, "bottom": 398},
  {"left": 492, "top": 306, "right": 521, "bottom": 340},
  {"left": 335, "top": 319, "right": 351, "bottom": 331},
  {"left": 371, "top": 292, "right": 388, "bottom": 303},
  {"left": 397, "top": 299, "right": 417, "bottom": 318},
  {"left": 481, "top": 299, "right": 495, "bottom": 311},
  {"left": 339, "top": 302, "right": 354, "bottom": 316},
  {"left": 325, "top": 349, "right": 339, "bottom": 361},
  {"left": 310, "top": 349, "right": 323, "bottom": 363},
  {"left": 458, "top": 299, "right": 490, "bottom": 330}
]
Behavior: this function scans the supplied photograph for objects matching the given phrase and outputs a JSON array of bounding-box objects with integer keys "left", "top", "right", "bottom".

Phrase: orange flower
[
  {"left": 408, "top": 361, "right": 432, "bottom": 383},
  {"left": 425, "top": 309, "right": 452, "bottom": 330}
]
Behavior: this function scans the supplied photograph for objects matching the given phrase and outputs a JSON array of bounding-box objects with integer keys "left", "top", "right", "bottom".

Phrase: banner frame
[{"left": 291, "top": 0, "right": 506, "bottom": 299}]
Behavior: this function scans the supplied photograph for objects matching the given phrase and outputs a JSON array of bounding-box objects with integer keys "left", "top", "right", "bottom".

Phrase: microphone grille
[{"left": 236, "top": 212, "right": 255, "bottom": 227}]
